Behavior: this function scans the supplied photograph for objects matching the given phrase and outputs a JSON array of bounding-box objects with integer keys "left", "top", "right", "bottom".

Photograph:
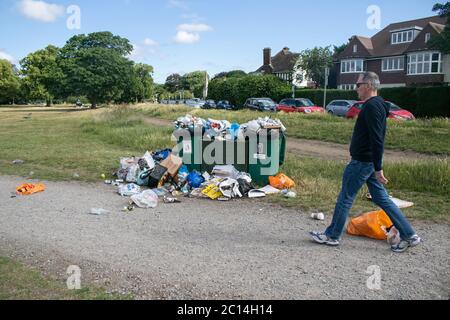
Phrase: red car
[
  {"left": 277, "top": 98, "right": 325, "bottom": 114},
  {"left": 346, "top": 101, "right": 415, "bottom": 121}
]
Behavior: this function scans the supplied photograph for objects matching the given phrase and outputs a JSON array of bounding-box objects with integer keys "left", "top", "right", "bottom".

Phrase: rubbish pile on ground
[{"left": 108, "top": 115, "right": 294, "bottom": 209}]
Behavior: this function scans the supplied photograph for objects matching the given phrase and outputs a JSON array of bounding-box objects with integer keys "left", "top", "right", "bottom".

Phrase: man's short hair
[{"left": 360, "top": 72, "right": 381, "bottom": 90}]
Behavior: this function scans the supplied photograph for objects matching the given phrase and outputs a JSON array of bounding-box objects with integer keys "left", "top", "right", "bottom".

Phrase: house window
[
  {"left": 341, "top": 59, "right": 364, "bottom": 73},
  {"left": 339, "top": 84, "right": 356, "bottom": 90},
  {"left": 391, "top": 30, "right": 414, "bottom": 44},
  {"left": 382, "top": 57, "right": 405, "bottom": 72},
  {"left": 407, "top": 52, "right": 442, "bottom": 75},
  {"left": 425, "top": 33, "right": 431, "bottom": 43},
  {"left": 353, "top": 45, "right": 357, "bottom": 53}
]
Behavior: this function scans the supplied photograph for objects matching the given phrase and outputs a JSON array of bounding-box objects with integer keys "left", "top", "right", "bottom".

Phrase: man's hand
[{"left": 375, "top": 170, "right": 389, "bottom": 185}]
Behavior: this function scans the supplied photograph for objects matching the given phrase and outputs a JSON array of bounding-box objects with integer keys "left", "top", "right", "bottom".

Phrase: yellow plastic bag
[
  {"left": 347, "top": 210, "right": 393, "bottom": 240},
  {"left": 202, "top": 184, "right": 223, "bottom": 200},
  {"left": 269, "top": 174, "right": 295, "bottom": 190}
]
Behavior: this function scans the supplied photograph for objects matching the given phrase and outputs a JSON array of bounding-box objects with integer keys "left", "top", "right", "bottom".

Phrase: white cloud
[
  {"left": 173, "top": 23, "right": 212, "bottom": 44},
  {"left": 18, "top": 0, "right": 65, "bottom": 22},
  {"left": 143, "top": 38, "right": 159, "bottom": 46},
  {"left": 173, "top": 31, "right": 200, "bottom": 44},
  {"left": 177, "top": 23, "right": 212, "bottom": 32},
  {"left": 0, "top": 50, "right": 14, "bottom": 62}
]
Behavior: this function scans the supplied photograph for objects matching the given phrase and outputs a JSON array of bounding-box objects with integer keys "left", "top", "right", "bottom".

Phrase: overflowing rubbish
[
  {"left": 16, "top": 183, "right": 45, "bottom": 196},
  {"left": 104, "top": 115, "right": 294, "bottom": 210},
  {"left": 174, "top": 114, "right": 286, "bottom": 141},
  {"left": 347, "top": 210, "right": 393, "bottom": 240},
  {"left": 386, "top": 226, "right": 401, "bottom": 246}
]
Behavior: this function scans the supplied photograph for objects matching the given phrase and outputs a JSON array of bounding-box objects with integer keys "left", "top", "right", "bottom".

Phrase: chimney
[{"left": 263, "top": 48, "right": 271, "bottom": 66}]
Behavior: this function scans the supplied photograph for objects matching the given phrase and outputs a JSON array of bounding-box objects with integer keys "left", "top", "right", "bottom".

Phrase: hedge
[{"left": 208, "top": 75, "right": 450, "bottom": 117}]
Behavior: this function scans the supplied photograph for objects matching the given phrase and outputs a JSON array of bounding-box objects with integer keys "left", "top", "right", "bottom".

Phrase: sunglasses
[{"left": 356, "top": 83, "right": 369, "bottom": 88}]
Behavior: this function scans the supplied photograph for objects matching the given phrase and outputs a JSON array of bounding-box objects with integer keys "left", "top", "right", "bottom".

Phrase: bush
[{"left": 415, "top": 86, "right": 450, "bottom": 118}]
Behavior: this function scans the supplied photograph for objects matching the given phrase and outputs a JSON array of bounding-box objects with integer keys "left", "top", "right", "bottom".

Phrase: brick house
[
  {"left": 335, "top": 15, "right": 450, "bottom": 89},
  {"left": 254, "top": 47, "right": 313, "bottom": 87}
]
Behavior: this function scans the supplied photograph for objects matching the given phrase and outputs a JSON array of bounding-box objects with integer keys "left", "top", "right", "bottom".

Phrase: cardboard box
[{"left": 160, "top": 154, "right": 183, "bottom": 177}]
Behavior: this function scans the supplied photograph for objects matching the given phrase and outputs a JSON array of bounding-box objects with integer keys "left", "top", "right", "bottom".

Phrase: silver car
[{"left": 326, "top": 100, "right": 357, "bottom": 117}]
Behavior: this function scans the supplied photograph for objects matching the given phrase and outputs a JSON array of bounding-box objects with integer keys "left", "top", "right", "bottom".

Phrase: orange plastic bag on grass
[
  {"left": 269, "top": 174, "right": 295, "bottom": 190},
  {"left": 347, "top": 210, "right": 393, "bottom": 240},
  {"left": 16, "top": 183, "right": 46, "bottom": 196}
]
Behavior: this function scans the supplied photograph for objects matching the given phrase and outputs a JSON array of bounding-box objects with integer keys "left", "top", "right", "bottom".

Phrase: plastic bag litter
[
  {"left": 269, "top": 173, "right": 295, "bottom": 190},
  {"left": 120, "top": 157, "right": 137, "bottom": 170},
  {"left": 143, "top": 151, "right": 156, "bottom": 170},
  {"left": 126, "top": 164, "right": 140, "bottom": 183},
  {"left": 16, "top": 183, "right": 45, "bottom": 196},
  {"left": 219, "top": 178, "right": 242, "bottom": 198},
  {"left": 118, "top": 184, "right": 141, "bottom": 197},
  {"left": 347, "top": 210, "right": 393, "bottom": 240},
  {"left": 386, "top": 226, "right": 401, "bottom": 246},
  {"left": 131, "top": 190, "right": 159, "bottom": 209},
  {"left": 187, "top": 171, "right": 205, "bottom": 188},
  {"left": 212, "top": 165, "right": 240, "bottom": 180}
]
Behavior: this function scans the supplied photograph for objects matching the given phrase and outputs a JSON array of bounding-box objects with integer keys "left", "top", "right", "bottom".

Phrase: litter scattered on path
[
  {"left": 89, "top": 208, "right": 110, "bottom": 215},
  {"left": 16, "top": 183, "right": 46, "bottom": 196}
]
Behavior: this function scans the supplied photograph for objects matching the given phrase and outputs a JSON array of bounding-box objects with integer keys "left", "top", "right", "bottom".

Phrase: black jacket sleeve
[{"left": 364, "top": 103, "right": 386, "bottom": 171}]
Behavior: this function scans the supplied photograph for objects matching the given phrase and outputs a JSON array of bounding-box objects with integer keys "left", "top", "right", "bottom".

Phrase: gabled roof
[
  {"left": 256, "top": 48, "right": 299, "bottom": 74},
  {"left": 337, "top": 15, "right": 446, "bottom": 59}
]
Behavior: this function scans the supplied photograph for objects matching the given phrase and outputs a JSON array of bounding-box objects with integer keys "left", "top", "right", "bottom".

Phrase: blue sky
[{"left": 0, "top": 0, "right": 441, "bottom": 83}]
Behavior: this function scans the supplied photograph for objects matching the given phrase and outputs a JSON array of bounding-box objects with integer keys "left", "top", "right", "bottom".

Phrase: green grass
[
  {"left": 138, "top": 104, "right": 450, "bottom": 155},
  {"left": 0, "top": 256, "right": 132, "bottom": 300},
  {"left": 0, "top": 105, "right": 448, "bottom": 222}
]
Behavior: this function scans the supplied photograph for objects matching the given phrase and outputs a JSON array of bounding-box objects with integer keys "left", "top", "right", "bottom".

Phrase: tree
[
  {"left": 0, "top": 59, "right": 21, "bottom": 104},
  {"left": 59, "top": 32, "right": 134, "bottom": 107},
  {"left": 20, "top": 45, "right": 64, "bottom": 106},
  {"left": 213, "top": 70, "right": 247, "bottom": 80},
  {"left": 333, "top": 43, "right": 348, "bottom": 56},
  {"left": 181, "top": 71, "right": 209, "bottom": 98},
  {"left": 121, "top": 63, "right": 154, "bottom": 103},
  {"left": 295, "top": 46, "right": 334, "bottom": 88},
  {"left": 164, "top": 73, "right": 182, "bottom": 93},
  {"left": 428, "top": 2, "right": 450, "bottom": 53}
]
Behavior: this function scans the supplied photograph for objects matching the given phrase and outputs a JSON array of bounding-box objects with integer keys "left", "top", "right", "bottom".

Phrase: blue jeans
[{"left": 325, "top": 160, "right": 416, "bottom": 241}]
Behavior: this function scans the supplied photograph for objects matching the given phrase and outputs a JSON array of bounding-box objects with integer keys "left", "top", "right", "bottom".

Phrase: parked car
[
  {"left": 244, "top": 98, "right": 277, "bottom": 112},
  {"left": 326, "top": 100, "right": 357, "bottom": 117},
  {"left": 346, "top": 101, "right": 415, "bottom": 121},
  {"left": 216, "top": 100, "right": 236, "bottom": 110},
  {"left": 202, "top": 100, "right": 216, "bottom": 109},
  {"left": 277, "top": 98, "right": 325, "bottom": 114},
  {"left": 185, "top": 98, "right": 206, "bottom": 109}
]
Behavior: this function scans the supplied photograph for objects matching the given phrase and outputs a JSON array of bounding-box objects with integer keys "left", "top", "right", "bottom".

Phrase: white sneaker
[
  {"left": 391, "top": 235, "right": 422, "bottom": 253},
  {"left": 310, "top": 231, "right": 340, "bottom": 246}
]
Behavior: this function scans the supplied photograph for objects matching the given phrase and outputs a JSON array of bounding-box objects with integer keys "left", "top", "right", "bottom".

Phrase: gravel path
[{"left": 1, "top": 176, "right": 449, "bottom": 300}]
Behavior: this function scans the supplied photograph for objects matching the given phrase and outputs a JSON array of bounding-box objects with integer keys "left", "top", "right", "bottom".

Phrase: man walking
[{"left": 310, "top": 72, "right": 421, "bottom": 253}]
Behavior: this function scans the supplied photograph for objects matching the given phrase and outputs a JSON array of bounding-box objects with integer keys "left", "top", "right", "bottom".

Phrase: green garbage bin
[
  {"left": 175, "top": 128, "right": 286, "bottom": 186},
  {"left": 248, "top": 129, "right": 286, "bottom": 185}
]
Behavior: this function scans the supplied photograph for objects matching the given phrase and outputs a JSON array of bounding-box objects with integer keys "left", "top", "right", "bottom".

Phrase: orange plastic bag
[
  {"left": 269, "top": 174, "right": 295, "bottom": 190},
  {"left": 16, "top": 183, "right": 46, "bottom": 196},
  {"left": 347, "top": 210, "right": 393, "bottom": 240}
]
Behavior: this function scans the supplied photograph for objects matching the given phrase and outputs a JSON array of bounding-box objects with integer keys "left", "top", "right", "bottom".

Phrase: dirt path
[
  {"left": 142, "top": 117, "right": 443, "bottom": 162},
  {"left": 1, "top": 176, "right": 448, "bottom": 300}
]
